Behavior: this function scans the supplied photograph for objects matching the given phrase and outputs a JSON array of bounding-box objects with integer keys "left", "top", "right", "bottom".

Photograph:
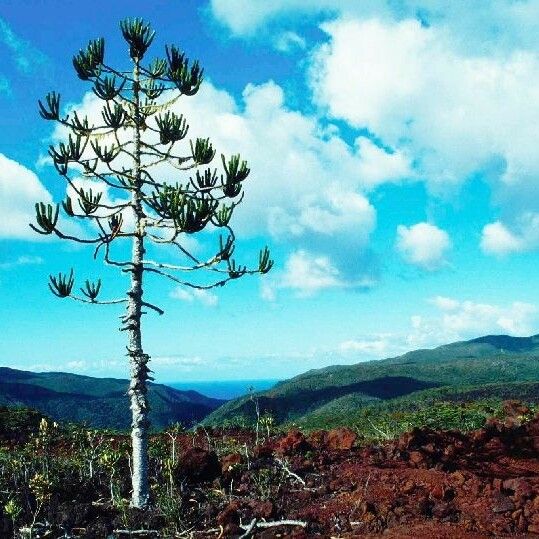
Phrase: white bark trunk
[{"left": 126, "top": 58, "right": 150, "bottom": 509}]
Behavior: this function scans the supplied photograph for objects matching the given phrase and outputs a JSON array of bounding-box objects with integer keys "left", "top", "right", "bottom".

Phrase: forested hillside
[
  {"left": 204, "top": 334, "right": 539, "bottom": 428},
  {"left": 0, "top": 367, "right": 224, "bottom": 429}
]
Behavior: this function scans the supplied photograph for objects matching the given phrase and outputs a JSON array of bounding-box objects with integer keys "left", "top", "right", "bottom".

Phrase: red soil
[{"left": 210, "top": 414, "right": 539, "bottom": 537}]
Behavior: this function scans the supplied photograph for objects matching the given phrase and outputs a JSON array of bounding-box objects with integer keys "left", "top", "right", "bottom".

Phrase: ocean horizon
[{"left": 169, "top": 379, "right": 280, "bottom": 400}]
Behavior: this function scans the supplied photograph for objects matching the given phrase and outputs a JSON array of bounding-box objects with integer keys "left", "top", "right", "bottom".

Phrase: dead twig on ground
[
  {"left": 275, "top": 457, "right": 306, "bottom": 486},
  {"left": 239, "top": 518, "right": 307, "bottom": 537}
]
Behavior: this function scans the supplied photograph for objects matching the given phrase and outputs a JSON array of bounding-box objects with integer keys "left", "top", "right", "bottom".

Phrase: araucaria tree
[{"left": 32, "top": 19, "right": 273, "bottom": 508}]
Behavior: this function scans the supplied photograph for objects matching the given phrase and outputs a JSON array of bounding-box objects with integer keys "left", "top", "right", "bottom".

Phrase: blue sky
[{"left": 2, "top": 1, "right": 539, "bottom": 382}]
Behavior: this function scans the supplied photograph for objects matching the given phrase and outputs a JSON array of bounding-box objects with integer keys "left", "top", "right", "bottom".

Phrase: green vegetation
[
  {"left": 203, "top": 334, "right": 539, "bottom": 429},
  {"left": 0, "top": 413, "right": 183, "bottom": 535},
  {"left": 292, "top": 383, "right": 539, "bottom": 437},
  {"left": 0, "top": 367, "right": 224, "bottom": 430}
]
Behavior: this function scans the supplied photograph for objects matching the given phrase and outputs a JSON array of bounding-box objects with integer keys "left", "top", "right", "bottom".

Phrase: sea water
[{"left": 169, "top": 379, "right": 279, "bottom": 400}]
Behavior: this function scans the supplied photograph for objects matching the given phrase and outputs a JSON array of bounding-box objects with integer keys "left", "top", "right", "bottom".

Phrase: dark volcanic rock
[{"left": 174, "top": 447, "right": 220, "bottom": 483}]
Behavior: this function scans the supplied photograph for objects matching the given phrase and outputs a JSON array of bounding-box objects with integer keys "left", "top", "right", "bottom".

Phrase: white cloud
[
  {"left": 0, "top": 255, "right": 43, "bottom": 270},
  {"left": 428, "top": 295, "right": 459, "bottom": 311},
  {"left": 281, "top": 249, "right": 341, "bottom": 296},
  {"left": 310, "top": 16, "right": 539, "bottom": 204},
  {"left": 339, "top": 337, "right": 390, "bottom": 355},
  {"left": 480, "top": 221, "right": 524, "bottom": 255},
  {"left": 355, "top": 137, "right": 413, "bottom": 189},
  {"left": 170, "top": 286, "right": 219, "bottom": 307},
  {"left": 338, "top": 296, "right": 539, "bottom": 361},
  {"left": 209, "top": 0, "right": 307, "bottom": 36},
  {"left": 152, "top": 355, "right": 205, "bottom": 367},
  {"left": 274, "top": 31, "right": 306, "bottom": 53},
  {"left": 396, "top": 222, "right": 451, "bottom": 270},
  {"left": 209, "top": 1, "right": 539, "bottom": 55},
  {"left": 0, "top": 153, "right": 52, "bottom": 240},
  {"left": 269, "top": 188, "right": 375, "bottom": 238},
  {"left": 480, "top": 213, "right": 539, "bottom": 256},
  {"left": 208, "top": 0, "right": 396, "bottom": 39},
  {"left": 171, "top": 80, "right": 390, "bottom": 240},
  {"left": 209, "top": 3, "right": 539, "bottom": 261},
  {"left": 263, "top": 248, "right": 377, "bottom": 299},
  {"left": 408, "top": 296, "right": 538, "bottom": 347}
]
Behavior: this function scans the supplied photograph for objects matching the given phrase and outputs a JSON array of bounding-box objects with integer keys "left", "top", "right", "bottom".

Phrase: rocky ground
[
  {"left": 209, "top": 408, "right": 539, "bottom": 538},
  {"left": 1, "top": 402, "right": 539, "bottom": 537}
]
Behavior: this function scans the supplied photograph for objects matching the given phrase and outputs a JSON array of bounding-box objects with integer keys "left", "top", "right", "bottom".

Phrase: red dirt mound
[{"left": 238, "top": 414, "right": 539, "bottom": 537}]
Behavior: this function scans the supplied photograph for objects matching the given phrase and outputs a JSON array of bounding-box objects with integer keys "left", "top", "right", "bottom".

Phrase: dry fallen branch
[
  {"left": 239, "top": 518, "right": 258, "bottom": 539},
  {"left": 113, "top": 530, "right": 159, "bottom": 537},
  {"left": 239, "top": 518, "right": 308, "bottom": 537},
  {"left": 275, "top": 457, "right": 306, "bottom": 486},
  {"left": 255, "top": 519, "right": 307, "bottom": 528}
]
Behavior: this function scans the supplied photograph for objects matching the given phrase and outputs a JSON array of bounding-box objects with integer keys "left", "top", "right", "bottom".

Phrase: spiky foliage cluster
[{"left": 34, "top": 17, "right": 273, "bottom": 308}]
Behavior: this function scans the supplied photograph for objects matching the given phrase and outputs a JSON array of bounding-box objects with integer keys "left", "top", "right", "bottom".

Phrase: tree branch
[
  {"left": 141, "top": 301, "right": 164, "bottom": 315},
  {"left": 143, "top": 266, "right": 231, "bottom": 289},
  {"left": 69, "top": 295, "right": 127, "bottom": 306},
  {"left": 51, "top": 228, "right": 104, "bottom": 244},
  {"left": 141, "top": 257, "right": 220, "bottom": 273}
]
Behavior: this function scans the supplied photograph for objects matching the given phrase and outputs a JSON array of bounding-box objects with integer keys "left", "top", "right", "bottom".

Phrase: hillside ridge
[
  {"left": 203, "top": 333, "right": 539, "bottom": 427},
  {"left": 0, "top": 366, "right": 225, "bottom": 429}
]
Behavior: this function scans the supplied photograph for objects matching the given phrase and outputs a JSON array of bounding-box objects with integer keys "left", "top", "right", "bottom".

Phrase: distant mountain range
[
  {"left": 0, "top": 367, "right": 225, "bottom": 430},
  {"left": 3, "top": 334, "right": 539, "bottom": 432},
  {"left": 203, "top": 334, "right": 539, "bottom": 428}
]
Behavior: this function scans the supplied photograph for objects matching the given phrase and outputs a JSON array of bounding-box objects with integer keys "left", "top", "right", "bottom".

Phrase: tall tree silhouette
[{"left": 33, "top": 18, "right": 273, "bottom": 508}]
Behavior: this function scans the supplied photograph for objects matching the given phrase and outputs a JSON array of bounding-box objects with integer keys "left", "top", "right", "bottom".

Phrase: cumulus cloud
[
  {"left": 209, "top": 2, "right": 539, "bottom": 262},
  {"left": 260, "top": 250, "right": 342, "bottom": 299},
  {"left": 480, "top": 221, "right": 524, "bottom": 255},
  {"left": 0, "top": 153, "right": 52, "bottom": 240},
  {"left": 332, "top": 293, "right": 539, "bottom": 363},
  {"left": 428, "top": 295, "right": 460, "bottom": 311},
  {"left": 311, "top": 17, "right": 539, "bottom": 198},
  {"left": 281, "top": 250, "right": 342, "bottom": 296},
  {"left": 263, "top": 248, "right": 378, "bottom": 299},
  {"left": 168, "top": 80, "right": 391, "bottom": 242},
  {"left": 209, "top": 0, "right": 539, "bottom": 55},
  {"left": 480, "top": 213, "right": 539, "bottom": 256},
  {"left": 355, "top": 137, "right": 413, "bottom": 189},
  {"left": 408, "top": 296, "right": 538, "bottom": 348},
  {"left": 170, "top": 286, "right": 219, "bottom": 307},
  {"left": 268, "top": 188, "right": 375, "bottom": 238},
  {"left": 396, "top": 222, "right": 451, "bottom": 270}
]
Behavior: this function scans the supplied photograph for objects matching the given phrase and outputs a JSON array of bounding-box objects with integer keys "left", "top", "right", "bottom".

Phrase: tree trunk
[{"left": 127, "top": 58, "right": 150, "bottom": 509}]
